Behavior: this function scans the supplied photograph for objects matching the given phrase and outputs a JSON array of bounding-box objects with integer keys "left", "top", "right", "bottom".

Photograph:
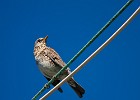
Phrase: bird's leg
[
  {"left": 44, "top": 84, "right": 50, "bottom": 89},
  {"left": 52, "top": 75, "right": 57, "bottom": 80}
]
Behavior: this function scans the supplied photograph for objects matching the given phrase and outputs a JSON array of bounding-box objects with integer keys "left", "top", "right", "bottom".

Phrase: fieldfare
[{"left": 33, "top": 35, "right": 85, "bottom": 98}]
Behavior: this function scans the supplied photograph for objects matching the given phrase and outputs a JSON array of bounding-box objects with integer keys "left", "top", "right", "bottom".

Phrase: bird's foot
[
  {"left": 44, "top": 84, "right": 50, "bottom": 89},
  {"left": 52, "top": 75, "right": 57, "bottom": 80}
]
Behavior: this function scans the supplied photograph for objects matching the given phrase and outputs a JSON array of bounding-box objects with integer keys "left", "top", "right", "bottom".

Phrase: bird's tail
[{"left": 68, "top": 78, "right": 85, "bottom": 98}]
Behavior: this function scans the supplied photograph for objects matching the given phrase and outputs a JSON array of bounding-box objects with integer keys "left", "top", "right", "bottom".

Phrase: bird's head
[
  {"left": 34, "top": 35, "right": 48, "bottom": 47},
  {"left": 34, "top": 35, "right": 48, "bottom": 56}
]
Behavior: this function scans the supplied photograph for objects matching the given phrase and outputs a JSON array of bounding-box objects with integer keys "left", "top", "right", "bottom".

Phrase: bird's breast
[{"left": 36, "top": 59, "right": 61, "bottom": 78}]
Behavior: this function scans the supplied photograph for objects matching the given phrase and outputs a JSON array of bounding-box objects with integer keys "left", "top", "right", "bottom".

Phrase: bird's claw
[
  {"left": 44, "top": 84, "right": 50, "bottom": 89},
  {"left": 53, "top": 75, "right": 57, "bottom": 80}
]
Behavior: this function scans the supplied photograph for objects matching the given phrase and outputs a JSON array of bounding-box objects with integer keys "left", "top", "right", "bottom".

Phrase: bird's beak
[{"left": 44, "top": 35, "right": 48, "bottom": 42}]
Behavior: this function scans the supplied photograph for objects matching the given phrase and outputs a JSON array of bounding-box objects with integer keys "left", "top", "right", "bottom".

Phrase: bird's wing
[
  {"left": 47, "top": 47, "right": 66, "bottom": 68},
  {"left": 44, "top": 76, "right": 63, "bottom": 93},
  {"left": 44, "top": 47, "right": 71, "bottom": 75}
]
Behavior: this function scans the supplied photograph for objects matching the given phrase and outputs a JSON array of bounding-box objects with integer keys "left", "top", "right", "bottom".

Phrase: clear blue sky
[{"left": 0, "top": 0, "right": 140, "bottom": 100}]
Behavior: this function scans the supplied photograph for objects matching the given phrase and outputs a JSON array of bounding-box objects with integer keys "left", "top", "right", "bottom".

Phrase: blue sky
[{"left": 0, "top": 0, "right": 140, "bottom": 100}]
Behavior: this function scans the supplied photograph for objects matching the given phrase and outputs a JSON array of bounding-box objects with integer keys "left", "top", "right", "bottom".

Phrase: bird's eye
[{"left": 38, "top": 39, "right": 42, "bottom": 42}]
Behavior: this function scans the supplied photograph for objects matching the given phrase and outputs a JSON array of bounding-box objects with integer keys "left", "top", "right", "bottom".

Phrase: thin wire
[
  {"left": 40, "top": 6, "right": 140, "bottom": 100},
  {"left": 32, "top": 0, "right": 134, "bottom": 99}
]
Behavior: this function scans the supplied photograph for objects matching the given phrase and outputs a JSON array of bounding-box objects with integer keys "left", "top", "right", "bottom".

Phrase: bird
[{"left": 33, "top": 35, "right": 85, "bottom": 98}]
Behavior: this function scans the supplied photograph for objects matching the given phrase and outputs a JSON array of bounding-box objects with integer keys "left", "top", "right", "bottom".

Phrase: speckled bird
[{"left": 33, "top": 35, "right": 85, "bottom": 98}]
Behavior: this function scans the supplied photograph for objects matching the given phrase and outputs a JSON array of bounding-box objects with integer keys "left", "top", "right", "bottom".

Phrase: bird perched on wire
[{"left": 33, "top": 35, "right": 85, "bottom": 98}]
